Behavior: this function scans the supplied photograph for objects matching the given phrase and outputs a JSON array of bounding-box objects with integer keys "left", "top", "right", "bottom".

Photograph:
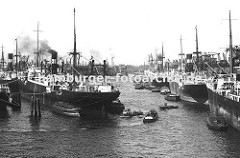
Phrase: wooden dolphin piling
[{"left": 31, "top": 96, "right": 41, "bottom": 118}]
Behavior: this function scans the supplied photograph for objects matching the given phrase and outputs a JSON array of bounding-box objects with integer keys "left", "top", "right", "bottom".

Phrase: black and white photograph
[{"left": 1, "top": 0, "right": 240, "bottom": 157}]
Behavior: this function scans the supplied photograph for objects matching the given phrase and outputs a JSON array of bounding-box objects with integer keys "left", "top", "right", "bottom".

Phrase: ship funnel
[
  {"left": 103, "top": 60, "right": 106, "bottom": 77},
  {"left": 7, "top": 53, "right": 13, "bottom": 71},
  {"left": 52, "top": 51, "right": 58, "bottom": 63},
  {"left": 8, "top": 53, "right": 13, "bottom": 60},
  {"left": 186, "top": 54, "right": 192, "bottom": 63},
  {"left": 236, "top": 74, "right": 240, "bottom": 81},
  {"left": 51, "top": 51, "right": 58, "bottom": 74},
  {"left": 185, "top": 54, "right": 193, "bottom": 72},
  {"left": 90, "top": 60, "right": 94, "bottom": 75}
]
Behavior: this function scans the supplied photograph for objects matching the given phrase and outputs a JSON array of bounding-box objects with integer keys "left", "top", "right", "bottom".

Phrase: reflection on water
[
  {"left": 0, "top": 82, "right": 240, "bottom": 157},
  {"left": 0, "top": 110, "right": 10, "bottom": 129},
  {"left": 29, "top": 116, "right": 41, "bottom": 131},
  {"left": 0, "top": 110, "right": 9, "bottom": 119}
]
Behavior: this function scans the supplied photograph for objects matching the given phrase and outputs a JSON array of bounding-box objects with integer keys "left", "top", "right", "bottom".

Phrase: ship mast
[
  {"left": 15, "top": 39, "right": 18, "bottom": 75},
  {"left": 195, "top": 25, "right": 199, "bottom": 70},
  {"left": 195, "top": 26, "right": 199, "bottom": 53},
  {"left": 1, "top": 44, "right": 4, "bottom": 69},
  {"left": 33, "top": 22, "right": 42, "bottom": 67},
  {"left": 69, "top": 8, "right": 81, "bottom": 78},
  {"left": 229, "top": 10, "right": 233, "bottom": 73},
  {"left": 161, "top": 42, "right": 165, "bottom": 72},
  {"left": 73, "top": 8, "right": 77, "bottom": 69},
  {"left": 179, "top": 35, "right": 184, "bottom": 72}
]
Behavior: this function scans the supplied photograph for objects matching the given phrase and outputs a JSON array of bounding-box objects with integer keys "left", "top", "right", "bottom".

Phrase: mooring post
[
  {"left": 18, "top": 92, "right": 21, "bottom": 107},
  {"left": 31, "top": 96, "right": 34, "bottom": 116},
  {"left": 42, "top": 93, "right": 45, "bottom": 105},
  {"left": 34, "top": 98, "right": 37, "bottom": 117},
  {"left": 37, "top": 98, "right": 41, "bottom": 117}
]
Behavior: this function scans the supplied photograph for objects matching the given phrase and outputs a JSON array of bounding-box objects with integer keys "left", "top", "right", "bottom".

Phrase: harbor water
[{"left": 1, "top": 82, "right": 240, "bottom": 158}]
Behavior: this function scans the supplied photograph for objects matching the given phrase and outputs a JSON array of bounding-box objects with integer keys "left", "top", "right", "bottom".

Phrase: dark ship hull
[
  {"left": 207, "top": 88, "right": 240, "bottom": 131},
  {"left": 17, "top": 79, "right": 120, "bottom": 105},
  {"left": 1, "top": 78, "right": 20, "bottom": 92},
  {"left": 0, "top": 91, "right": 10, "bottom": 111},
  {"left": 45, "top": 90, "right": 121, "bottom": 119},
  {"left": 17, "top": 79, "right": 122, "bottom": 119},
  {"left": 151, "top": 77, "right": 170, "bottom": 89},
  {"left": 0, "top": 78, "right": 21, "bottom": 110},
  {"left": 44, "top": 90, "right": 120, "bottom": 106},
  {"left": 169, "top": 81, "right": 208, "bottom": 104}
]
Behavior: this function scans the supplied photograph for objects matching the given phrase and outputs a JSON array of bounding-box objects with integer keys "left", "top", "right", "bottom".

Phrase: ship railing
[
  {"left": 182, "top": 77, "right": 207, "bottom": 85},
  {"left": 27, "top": 75, "right": 49, "bottom": 87},
  {"left": 233, "top": 81, "right": 240, "bottom": 96},
  {"left": 0, "top": 71, "right": 15, "bottom": 80},
  {"left": 56, "top": 80, "right": 119, "bottom": 93},
  {"left": 0, "top": 84, "right": 10, "bottom": 93},
  {"left": 229, "top": 93, "right": 240, "bottom": 102},
  {"left": 217, "top": 89, "right": 231, "bottom": 96}
]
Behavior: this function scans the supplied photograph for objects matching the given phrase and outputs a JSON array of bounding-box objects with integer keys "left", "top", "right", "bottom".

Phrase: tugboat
[
  {"left": 143, "top": 109, "right": 158, "bottom": 123},
  {"left": 151, "top": 88, "right": 160, "bottom": 92},
  {"left": 159, "top": 103, "right": 178, "bottom": 110},
  {"left": 160, "top": 86, "right": 170, "bottom": 95},
  {"left": 164, "top": 93, "right": 180, "bottom": 101},
  {"left": 206, "top": 114, "right": 228, "bottom": 131},
  {"left": 121, "top": 108, "right": 144, "bottom": 118},
  {"left": 134, "top": 82, "right": 145, "bottom": 90}
]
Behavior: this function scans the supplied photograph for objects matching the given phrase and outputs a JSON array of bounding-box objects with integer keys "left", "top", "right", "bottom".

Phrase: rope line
[{"left": 0, "top": 97, "right": 20, "bottom": 107}]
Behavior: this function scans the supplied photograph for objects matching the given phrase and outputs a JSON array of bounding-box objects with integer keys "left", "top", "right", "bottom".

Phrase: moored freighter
[
  {"left": 207, "top": 74, "right": 240, "bottom": 131},
  {"left": 168, "top": 26, "right": 208, "bottom": 104},
  {"left": 15, "top": 8, "right": 123, "bottom": 119},
  {"left": 206, "top": 11, "right": 240, "bottom": 131},
  {"left": 169, "top": 73, "right": 208, "bottom": 104}
]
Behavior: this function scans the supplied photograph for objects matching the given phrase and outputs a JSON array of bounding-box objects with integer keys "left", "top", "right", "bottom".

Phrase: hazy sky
[{"left": 0, "top": 0, "right": 240, "bottom": 65}]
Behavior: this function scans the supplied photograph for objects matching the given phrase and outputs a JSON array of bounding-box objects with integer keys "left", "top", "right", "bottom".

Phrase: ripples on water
[{"left": 1, "top": 82, "right": 240, "bottom": 157}]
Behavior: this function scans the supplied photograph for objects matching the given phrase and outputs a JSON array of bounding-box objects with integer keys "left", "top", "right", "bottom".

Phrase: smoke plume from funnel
[
  {"left": 40, "top": 39, "right": 51, "bottom": 53},
  {"left": 17, "top": 35, "right": 52, "bottom": 61},
  {"left": 18, "top": 35, "right": 35, "bottom": 55},
  {"left": 48, "top": 49, "right": 58, "bottom": 56}
]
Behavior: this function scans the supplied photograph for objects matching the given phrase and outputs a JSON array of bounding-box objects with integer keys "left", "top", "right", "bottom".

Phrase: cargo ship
[
  {"left": 16, "top": 9, "right": 123, "bottom": 119},
  {"left": 206, "top": 11, "right": 240, "bottom": 131},
  {"left": 169, "top": 72, "right": 208, "bottom": 104},
  {"left": 144, "top": 43, "right": 170, "bottom": 90},
  {"left": 168, "top": 28, "right": 208, "bottom": 104},
  {"left": 206, "top": 74, "right": 240, "bottom": 130}
]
